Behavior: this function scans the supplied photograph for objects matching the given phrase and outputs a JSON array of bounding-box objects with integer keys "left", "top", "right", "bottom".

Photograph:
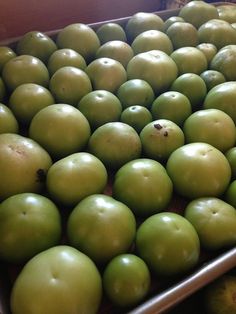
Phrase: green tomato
[
  {"left": 225, "top": 147, "right": 236, "bottom": 179},
  {"left": 0, "top": 193, "right": 61, "bottom": 263},
  {"left": 46, "top": 152, "right": 108, "bottom": 207},
  {"left": 140, "top": 119, "right": 185, "bottom": 161},
  {"left": 103, "top": 254, "right": 151, "bottom": 307},
  {"left": 183, "top": 109, "right": 236, "bottom": 152},
  {"left": 151, "top": 91, "right": 192, "bottom": 127},
  {"left": 203, "top": 81, "right": 236, "bottom": 124},
  {"left": 120, "top": 105, "right": 152, "bottom": 134},
  {"left": 2, "top": 55, "right": 49, "bottom": 91},
  {"left": 184, "top": 197, "right": 236, "bottom": 250},
  {"left": 88, "top": 122, "right": 142, "bottom": 170},
  {"left": 0, "top": 46, "right": 16, "bottom": 72},
  {"left": 136, "top": 212, "right": 200, "bottom": 276},
  {"left": 224, "top": 180, "right": 236, "bottom": 209},
  {"left": 47, "top": 48, "right": 87, "bottom": 76},
  {"left": 29, "top": 104, "right": 91, "bottom": 158},
  {"left": 49, "top": 66, "right": 92, "bottom": 105},
  {"left": 16, "top": 31, "right": 57, "bottom": 63},
  {"left": 78, "top": 90, "right": 122, "bottom": 130},
  {"left": 67, "top": 194, "right": 136, "bottom": 264},
  {"left": 10, "top": 245, "right": 102, "bottom": 314},
  {"left": 0, "top": 133, "right": 52, "bottom": 201},
  {"left": 113, "top": 158, "right": 173, "bottom": 217},
  {"left": 0, "top": 103, "right": 19, "bottom": 134},
  {"left": 166, "top": 143, "right": 231, "bottom": 199},
  {"left": 9, "top": 83, "right": 55, "bottom": 125}
]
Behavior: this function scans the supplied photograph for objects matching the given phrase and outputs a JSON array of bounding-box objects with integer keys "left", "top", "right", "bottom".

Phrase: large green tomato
[
  {"left": 136, "top": 212, "right": 200, "bottom": 276},
  {"left": 29, "top": 104, "right": 91, "bottom": 158},
  {"left": 88, "top": 122, "right": 142, "bottom": 169},
  {"left": 203, "top": 81, "right": 236, "bottom": 124},
  {"left": 10, "top": 245, "right": 102, "bottom": 314},
  {"left": 16, "top": 31, "right": 57, "bottom": 63},
  {"left": 103, "top": 254, "right": 151, "bottom": 307},
  {"left": 46, "top": 152, "right": 108, "bottom": 207},
  {"left": 183, "top": 109, "right": 236, "bottom": 152},
  {"left": 113, "top": 158, "right": 173, "bottom": 217},
  {"left": 67, "top": 194, "right": 136, "bottom": 264},
  {"left": 9, "top": 83, "right": 55, "bottom": 125},
  {"left": 184, "top": 197, "right": 236, "bottom": 250},
  {"left": 0, "top": 193, "right": 61, "bottom": 263},
  {"left": 0, "top": 133, "right": 52, "bottom": 201},
  {"left": 166, "top": 143, "right": 231, "bottom": 199},
  {"left": 2, "top": 55, "right": 49, "bottom": 91}
]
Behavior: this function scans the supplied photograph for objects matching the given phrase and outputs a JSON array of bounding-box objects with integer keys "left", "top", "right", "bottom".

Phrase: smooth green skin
[
  {"left": 67, "top": 194, "right": 136, "bottom": 264},
  {"left": 78, "top": 90, "right": 122, "bottom": 130},
  {"left": 0, "top": 193, "right": 61, "bottom": 263},
  {"left": 210, "top": 45, "right": 236, "bottom": 81},
  {"left": 125, "top": 12, "right": 164, "bottom": 42},
  {"left": 0, "top": 46, "right": 16, "bottom": 72},
  {"left": 116, "top": 79, "right": 155, "bottom": 109},
  {"left": 170, "top": 73, "right": 207, "bottom": 110},
  {"left": 126, "top": 50, "right": 178, "bottom": 95},
  {"left": 131, "top": 30, "right": 173, "bottom": 56},
  {"left": 170, "top": 46, "right": 208, "bottom": 75},
  {"left": 49, "top": 66, "right": 92, "bottom": 105},
  {"left": 120, "top": 105, "right": 152, "bottom": 133},
  {"left": 136, "top": 212, "right": 200, "bottom": 276},
  {"left": 200, "top": 70, "right": 226, "bottom": 91},
  {"left": 196, "top": 43, "right": 217, "bottom": 65},
  {"left": 103, "top": 254, "right": 151, "bottom": 307},
  {"left": 88, "top": 122, "right": 142, "bottom": 169},
  {"left": 185, "top": 197, "right": 236, "bottom": 250},
  {"left": 96, "top": 23, "right": 127, "bottom": 45},
  {"left": 198, "top": 19, "right": 236, "bottom": 50},
  {"left": 178, "top": 0, "right": 219, "bottom": 28},
  {"left": 10, "top": 246, "right": 102, "bottom": 314},
  {"left": 47, "top": 48, "right": 87, "bottom": 76},
  {"left": 203, "top": 81, "right": 236, "bottom": 124},
  {"left": 140, "top": 119, "right": 185, "bottom": 161},
  {"left": 204, "top": 275, "right": 236, "bottom": 314},
  {"left": 46, "top": 152, "right": 107, "bottom": 207},
  {"left": 166, "top": 143, "right": 231, "bottom": 199},
  {"left": 113, "top": 158, "right": 173, "bottom": 217},
  {"left": 2, "top": 55, "right": 49, "bottom": 91},
  {"left": 56, "top": 23, "right": 100, "bottom": 62},
  {"left": 0, "top": 103, "right": 19, "bottom": 134},
  {"left": 151, "top": 91, "right": 192, "bottom": 126},
  {"left": 85, "top": 57, "right": 127, "bottom": 93},
  {"left": 9, "top": 83, "right": 55, "bottom": 125},
  {"left": 166, "top": 22, "right": 199, "bottom": 50},
  {"left": 225, "top": 147, "right": 236, "bottom": 179},
  {"left": 183, "top": 109, "right": 236, "bottom": 153},
  {"left": 16, "top": 31, "right": 58, "bottom": 63},
  {"left": 0, "top": 133, "right": 52, "bottom": 201},
  {"left": 224, "top": 180, "right": 236, "bottom": 208},
  {"left": 0, "top": 77, "right": 6, "bottom": 102},
  {"left": 163, "top": 16, "right": 185, "bottom": 32},
  {"left": 96, "top": 40, "right": 134, "bottom": 68},
  {"left": 29, "top": 104, "right": 91, "bottom": 158}
]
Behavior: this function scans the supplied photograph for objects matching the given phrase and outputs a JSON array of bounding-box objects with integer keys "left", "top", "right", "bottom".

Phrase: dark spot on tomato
[
  {"left": 154, "top": 123, "right": 162, "bottom": 130},
  {"left": 36, "top": 169, "right": 46, "bottom": 182},
  {"left": 164, "top": 131, "right": 168, "bottom": 137}
]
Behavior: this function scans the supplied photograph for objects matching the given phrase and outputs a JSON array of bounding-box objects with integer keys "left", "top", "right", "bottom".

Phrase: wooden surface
[{"left": 0, "top": 0, "right": 162, "bottom": 41}]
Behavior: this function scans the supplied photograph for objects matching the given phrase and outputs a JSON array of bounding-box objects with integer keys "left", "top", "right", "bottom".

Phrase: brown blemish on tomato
[
  {"left": 164, "top": 131, "right": 168, "bottom": 137},
  {"left": 36, "top": 169, "right": 46, "bottom": 182},
  {"left": 154, "top": 123, "right": 162, "bottom": 130}
]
